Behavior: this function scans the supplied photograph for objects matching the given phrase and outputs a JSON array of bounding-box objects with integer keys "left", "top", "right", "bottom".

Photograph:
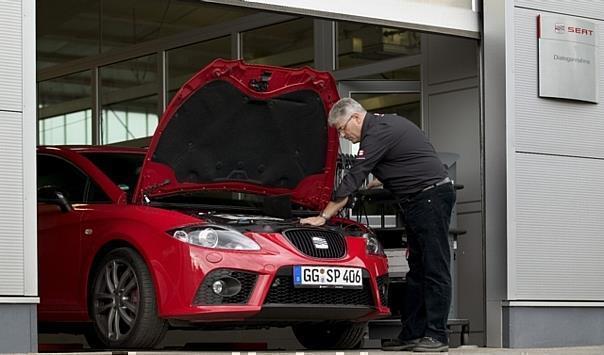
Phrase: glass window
[
  {"left": 87, "top": 182, "right": 112, "bottom": 203},
  {"left": 38, "top": 154, "right": 111, "bottom": 203},
  {"left": 83, "top": 152, "right": 145, "bottom": 199},
  {"left": 101, "top": 55, "right": 159, "bottom": 144},
  {"left": 167, "top": 37, "right": 231, "bottom": 102},
  {"left": 39, "top": 110, "right": 93, "bottom": 146},
  {"left": 242, "top": 18, "right": 314, "bottom": 68},
  {"left": 38, "top": 71, "right": 93, "bottom": 145},
  {"left": 102, "top": 97, "right": 158, "bottom": 144},
  {"left": 37, "top": 2, "right": 253, "bottom": 69},
  {"left": 37, "top": 155, "right": 89, "bottom": 203},
  {"left": 338, "top": 22, "right": 420, "bottom": 70}
]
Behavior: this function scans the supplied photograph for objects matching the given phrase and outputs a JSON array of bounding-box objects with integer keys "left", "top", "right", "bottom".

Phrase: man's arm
[
  {"left": 300, "top": 123, "right": 392, "bottom": 226},
  {"left": 333, "top": 129, "right": 390, "bottom": 200},
  {"left": 299, "top": 196, "right": 349, "bottom": 226}
]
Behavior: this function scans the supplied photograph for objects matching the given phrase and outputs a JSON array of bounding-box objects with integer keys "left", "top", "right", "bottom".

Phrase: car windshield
[{"left": 82, "top": 152, "right": 145, "bottom": 198}]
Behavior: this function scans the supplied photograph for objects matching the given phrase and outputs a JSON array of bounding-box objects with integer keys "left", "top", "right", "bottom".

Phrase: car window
[
  {"left": 38, "top": 155, "right": 88, "bottom": 203},
  {"left": 37, "top": 154, "right": 111, "bottom": 204},
  {"left": 82, "top": 152, "right": 145, "bottom": 199},
  {"left": 87, "top": 181, "right": 112, "bottom": 203}
]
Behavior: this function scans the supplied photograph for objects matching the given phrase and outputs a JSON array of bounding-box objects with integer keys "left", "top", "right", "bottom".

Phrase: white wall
[
  {"left": 0, "top": 0, "right": 38, "bottom": 352},
  {"left": 493, "top": 0, "right": 604, "bottom": 348},
  {"left": 0, "top": 0, "right": 37, "bottom": 298},
  {"left": 508, "top": 2, "right": 604, "bottom": 301},
  {"left": 208, "top": 0, "right": 480, "bottom": 39},
  {"left": 0, "top": 0, "right": 25, "bottom": 296}
]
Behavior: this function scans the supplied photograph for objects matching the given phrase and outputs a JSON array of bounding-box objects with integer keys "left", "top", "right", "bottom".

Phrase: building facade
[{"left": 0, "top": 0, "right": 602, "bottom": 351}]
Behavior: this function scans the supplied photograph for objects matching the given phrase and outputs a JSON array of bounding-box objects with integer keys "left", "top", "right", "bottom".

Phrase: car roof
[{"left": 38, "top": 145, "right": 147, "bottom": 155}]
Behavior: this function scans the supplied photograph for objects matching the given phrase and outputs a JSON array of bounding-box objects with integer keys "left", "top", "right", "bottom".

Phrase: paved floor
[
  {"left": 15, "top": 346, "right": 604, "bottom": 355},
  {"left": 36, "top": 329, "right": 604, "bottom": 355},
  {"left": 37, "top": 329, "right": 604, "bottom": 355}
]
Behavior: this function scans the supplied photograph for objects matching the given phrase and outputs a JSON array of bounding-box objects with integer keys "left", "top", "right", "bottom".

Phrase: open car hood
[{"left": 133, "top": 59, "right": 340, "bottom": 210}]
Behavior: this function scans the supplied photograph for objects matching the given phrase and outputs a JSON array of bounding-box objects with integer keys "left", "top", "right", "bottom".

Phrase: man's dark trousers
[{"left": 398, "top": 182, "right": 456, "bottom": 344}]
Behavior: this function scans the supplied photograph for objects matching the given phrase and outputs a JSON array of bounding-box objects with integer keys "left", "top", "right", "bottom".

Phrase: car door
[{"left": 37, "top": 154, "right": 89, "bottom": 317}]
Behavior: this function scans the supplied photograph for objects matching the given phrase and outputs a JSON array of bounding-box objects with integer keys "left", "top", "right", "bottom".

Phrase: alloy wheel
[{"left": 92, "top": 259, "right": 140, "bottom": 341}]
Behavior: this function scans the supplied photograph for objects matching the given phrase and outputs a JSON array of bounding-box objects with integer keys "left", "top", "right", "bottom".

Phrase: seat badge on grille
[{"left": 312, "top": 236, "right": 329, "bottom": 249}]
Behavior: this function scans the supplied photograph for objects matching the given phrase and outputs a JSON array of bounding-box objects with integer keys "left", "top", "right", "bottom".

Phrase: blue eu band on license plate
[{"left": 293, "top": 265, "right": 363, "bottom": 288}]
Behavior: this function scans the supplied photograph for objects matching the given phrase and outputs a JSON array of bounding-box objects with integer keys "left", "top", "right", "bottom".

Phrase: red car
[{"left": 37, "top": 59, "right": 390, "bottom": 349}]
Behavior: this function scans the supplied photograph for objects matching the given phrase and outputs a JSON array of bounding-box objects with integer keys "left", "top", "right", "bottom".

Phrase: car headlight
[
  {"left": 169, "top": 226, "right": 261, "bottom": 251},
  {"left": 363, "top": 232, "right": 385, "bottom": 256}
]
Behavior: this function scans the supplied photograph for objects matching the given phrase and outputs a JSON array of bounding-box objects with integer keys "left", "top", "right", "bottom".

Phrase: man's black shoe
[
  {"left": 382, "top": 337, "right": 420, "bottom": 351},
  {"left": 412, "top": 337, "right": 449, "bottom": 352}
]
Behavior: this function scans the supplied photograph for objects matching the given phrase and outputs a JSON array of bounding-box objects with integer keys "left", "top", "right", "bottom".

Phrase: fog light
[{"left": 212, "top": 280, "right": 225, "bottom": 295}]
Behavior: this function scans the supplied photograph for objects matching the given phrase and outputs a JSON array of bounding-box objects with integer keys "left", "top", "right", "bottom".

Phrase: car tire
[
  {"left": 88, "top": 247, "right": 168, "bottom": 349},
  {"left": 292, "top": 321, "right": 366, "bottom": 349},
  {"left": 83, "top": 325, "right": 104, "bottom": 349}
]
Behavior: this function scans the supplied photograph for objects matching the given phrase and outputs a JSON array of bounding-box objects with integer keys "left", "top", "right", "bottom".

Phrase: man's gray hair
[{"left": 328, "top": 97, "right": 366, "bottom": 127}]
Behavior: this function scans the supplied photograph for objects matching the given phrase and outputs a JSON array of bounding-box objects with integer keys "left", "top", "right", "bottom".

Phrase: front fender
[{"left": 81, "top": 215, "right": 194, "bottom": 319}]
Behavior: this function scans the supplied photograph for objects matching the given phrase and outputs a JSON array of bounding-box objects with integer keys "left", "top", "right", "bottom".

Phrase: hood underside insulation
[{"left": 152, "top": 80, "right": 328, "bottom": 189}]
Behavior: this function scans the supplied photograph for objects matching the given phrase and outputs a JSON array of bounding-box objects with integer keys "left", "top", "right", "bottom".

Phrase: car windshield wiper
[
  {"left": 148, "top": 200, "right": 318, "bottom": 218},
  {"left": 148, "top": 200, "right": 261, "bottom": 213},
  {"left": 290, "top": 209, "right": 319, "bottom": 217},
  {"left": 142, "top": 179, "right": 171, "bottom": 195}
]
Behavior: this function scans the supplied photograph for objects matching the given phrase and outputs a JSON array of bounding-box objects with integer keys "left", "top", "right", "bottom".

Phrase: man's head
[{"left": 328, "top": 98, "right": 367, "bottom": 143}]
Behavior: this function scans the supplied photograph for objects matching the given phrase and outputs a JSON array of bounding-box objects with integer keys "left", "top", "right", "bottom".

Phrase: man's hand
[
  {"left": 300, "top": 197, "right": 348, "bottom": 226},
  {"left": 300, "top": 216, "right": 327, "bottom": 226}
]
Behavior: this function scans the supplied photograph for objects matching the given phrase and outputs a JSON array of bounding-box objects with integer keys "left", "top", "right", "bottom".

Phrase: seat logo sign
[
  {"left": 537, "top": 14, "right": 597, "bottom": 103},
  {"left": 554, "top": 23, "right": 593, "bottom": 36},
  {"left": 312, "top": 236, "right": 329, "bottom": 249}
]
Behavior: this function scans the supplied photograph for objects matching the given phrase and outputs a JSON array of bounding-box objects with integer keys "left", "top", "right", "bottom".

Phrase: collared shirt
[{"left": 334, "top": 112, "right": 447, "bottom": 200}]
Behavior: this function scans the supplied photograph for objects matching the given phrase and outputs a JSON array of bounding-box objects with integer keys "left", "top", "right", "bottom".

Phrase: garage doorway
[{"left": 338, "top": 80, "right": 420, "bottom": 228}]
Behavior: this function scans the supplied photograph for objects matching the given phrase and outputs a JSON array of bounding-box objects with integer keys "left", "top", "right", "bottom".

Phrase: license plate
[{"left": 293, "top": 266, "right": 363, "bottom": 288}]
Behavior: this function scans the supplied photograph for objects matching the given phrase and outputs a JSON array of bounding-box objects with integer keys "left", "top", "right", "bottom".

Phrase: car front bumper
[{"left": 150, "top": 233, "right": 390, "bottom": 323}]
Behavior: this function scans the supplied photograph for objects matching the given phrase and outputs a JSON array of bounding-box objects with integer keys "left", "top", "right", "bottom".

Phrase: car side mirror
[{"left": 37, "top": 186, "right": 73, "bottom": 213}]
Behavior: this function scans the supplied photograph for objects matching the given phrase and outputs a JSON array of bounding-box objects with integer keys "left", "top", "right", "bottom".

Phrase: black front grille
[
  {"left": 376, "top": 274, "right": 390, "bottom": 306},
  {"left": 282, "top": 229, "right": 346, "bottom": 259},
  {"left": 264, "top": 267, "right": 374, "bottom": 306},
  {"left": 193, "top": 269, "right": 257, "bottom": 305}
]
